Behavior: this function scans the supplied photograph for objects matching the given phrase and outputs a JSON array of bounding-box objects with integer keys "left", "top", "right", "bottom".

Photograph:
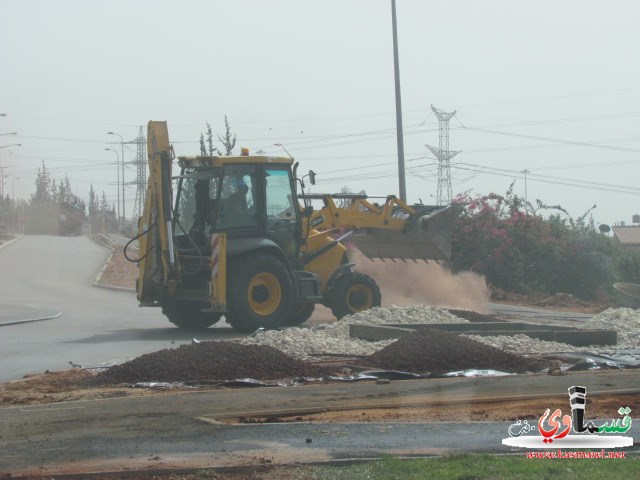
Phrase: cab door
[{"left": 263, "top": 167, "right": 300, "bottom": 261}]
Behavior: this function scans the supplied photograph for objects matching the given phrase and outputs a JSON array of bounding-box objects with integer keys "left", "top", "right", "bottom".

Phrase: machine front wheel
[{"left": 328, "top": 272, "right": 381, "bottom": 320}]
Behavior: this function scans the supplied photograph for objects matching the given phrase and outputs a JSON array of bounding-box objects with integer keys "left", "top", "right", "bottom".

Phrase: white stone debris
[
  {"left": 584, "top": 308, "right": 640, "bottom": 349},
  {"left": 242, "top": 305, "right": 640, "bottom": 359},
  {"left": 466, "top": 307, "right": 640, "bottom": 354},
  {"left": 240, "top": 305, "right": 466, "bottom": 360},
  {"left": 463, "top": 334, "right": 581, "bottom": 354}
]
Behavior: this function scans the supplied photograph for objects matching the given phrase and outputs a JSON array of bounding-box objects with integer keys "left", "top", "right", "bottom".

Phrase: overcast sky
[{"left": 1, "top": 0, "right": 639, "bottom": 226}]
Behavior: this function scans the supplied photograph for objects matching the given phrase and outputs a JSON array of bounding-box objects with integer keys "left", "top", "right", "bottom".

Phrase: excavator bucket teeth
[{"left": 350, "top": 204, "right": 459, "bottom": 262}]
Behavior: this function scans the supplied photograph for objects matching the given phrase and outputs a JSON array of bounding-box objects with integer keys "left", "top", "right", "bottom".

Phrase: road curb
[
  {"left": 92, "top": 281, "right": 136, "bottom": 293},
  {"left": 0, "top": 234, "right": 24, "bottom": 251},
  {"left": 89, "top": 235, "right": 136, "bottom": 293},
  {"left": 0, "top": 311, "right": 62, "bottom": 327}
]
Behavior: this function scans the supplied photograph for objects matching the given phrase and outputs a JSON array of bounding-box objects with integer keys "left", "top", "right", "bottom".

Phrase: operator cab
[{"left": 173, "top": 155, "right": 301, "bottom": 261}]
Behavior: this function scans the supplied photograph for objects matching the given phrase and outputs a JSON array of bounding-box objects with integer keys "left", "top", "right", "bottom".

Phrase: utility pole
[
  {"left": 426, "top": 105, "right": 459, "bottom": 205},
  {"left": 391, "top": 0, "right": 406, "bottom": 202},
  {"left": 0, "top": 143, "right": 20, "bottom": 202},
  {"left": 132, "top": 126, "right": 147, "bottom": 223},
  {"left": 521, "top": 169, "right": 530, "bottom": 214},
  {"left": 105, "top": 148, "right": 120, "bottom": 221},
  {"left": 107, "top": 132, "right": 125, "bottom": 226}
]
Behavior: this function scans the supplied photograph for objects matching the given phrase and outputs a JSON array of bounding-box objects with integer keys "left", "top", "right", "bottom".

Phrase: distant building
[{"left": 612, "top": 225, "right": 640, "bottom": 252}]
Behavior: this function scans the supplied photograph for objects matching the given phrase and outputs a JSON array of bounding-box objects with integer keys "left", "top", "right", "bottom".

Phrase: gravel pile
[
  {"left": 365, "top": 328, "right": 546, "bottom": 374},
  {"left": 241, "top": 305, "right": 467, "bottom": 359},
  {"left": 90, "top": 342, "right": 329, "bottom": 384}
]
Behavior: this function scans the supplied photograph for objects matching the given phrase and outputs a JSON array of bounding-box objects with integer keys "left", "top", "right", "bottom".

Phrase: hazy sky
[{"left": 1, "top": 0, "right": 639, "bottom": 226}]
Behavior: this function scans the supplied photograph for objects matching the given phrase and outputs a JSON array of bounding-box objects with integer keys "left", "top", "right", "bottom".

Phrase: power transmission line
[{"left": 426, "top": 105, "right": 459, "bottom": 205}]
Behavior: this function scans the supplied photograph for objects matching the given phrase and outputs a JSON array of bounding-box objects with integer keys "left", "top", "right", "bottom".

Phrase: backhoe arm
[{"left": 137, "top": 121, "right": 178, "bottom": 302}]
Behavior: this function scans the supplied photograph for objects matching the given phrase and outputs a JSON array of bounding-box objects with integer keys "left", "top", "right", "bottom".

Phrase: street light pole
[
  {"left": 12, "top": 176, "right": 19, "bottom": 233},
  {"left": 391, "top": 0, "right": 406, "bottom": 202},
  {"left": 12, "top": 176, "right": 19, "bottom": 202},
  {"left": 0, "top": 143, "right": 20, "bottom": 201},
  {"left": 107, "top": 132, "right": 125, "bottom": 225},
  {"left": 105, "top": 148, "right": 120, "bottom": 221}
]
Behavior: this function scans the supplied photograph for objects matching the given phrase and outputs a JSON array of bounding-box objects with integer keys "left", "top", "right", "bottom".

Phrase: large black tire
[
  {"left": 284, "top": 302, "right": 315, "bottom": 326},
  {"left": 162, "top": 301, "right": 222, "bottom": 329},
  {"left": 328, "top": 272, "right": 381, "bottom": 320},
  {"left": 225, "top": 251, "right": 293, "bottom": 332}
]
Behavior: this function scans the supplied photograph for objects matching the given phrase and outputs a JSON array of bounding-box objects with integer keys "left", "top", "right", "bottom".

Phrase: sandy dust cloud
[{"left": 350, "top": 249, "right": 490, "bottom": 311}]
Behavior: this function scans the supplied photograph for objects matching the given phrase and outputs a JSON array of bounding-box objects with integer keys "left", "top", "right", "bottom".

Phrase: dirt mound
[
  {"left": 447, "top": 309, "right": 505, "bottom": 323},
  {"left": 91, "top": 341, "right": 330, "bottom": 384},
  {"left": 365, "top": 328, "right": 546, "bottom": 374},
  {"left": 491, "top": 288, "right": 612, "bottom": 314}
]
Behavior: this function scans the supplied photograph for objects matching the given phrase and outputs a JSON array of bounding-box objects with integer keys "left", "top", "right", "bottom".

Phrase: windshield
[{"left": 2, "top": 2, "right": 639, "bottom": 477}]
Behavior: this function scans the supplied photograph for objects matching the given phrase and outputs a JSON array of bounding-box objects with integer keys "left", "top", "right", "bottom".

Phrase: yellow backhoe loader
[{"left": 133, "top": 121, "right": 458, "bottom": 331}]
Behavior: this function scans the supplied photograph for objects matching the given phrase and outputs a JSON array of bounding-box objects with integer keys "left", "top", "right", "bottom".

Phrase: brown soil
[
  {"left": 447, "top": 309, "right": 505, "bottom": 322},
  {"left": 491, "top": 287, "right": 614, "bottom": 314},
  {"left": 230, "top": 394, "right": 640, "bottom": 425},
  {"left": 0, "top": 466, "right": 306, "bottom": 480},
  {"left": 98, "top": 246, "right": 138, "bottom": 289},
  {"left": 364, "top": 328, "right": 547, "bottom": 374}
]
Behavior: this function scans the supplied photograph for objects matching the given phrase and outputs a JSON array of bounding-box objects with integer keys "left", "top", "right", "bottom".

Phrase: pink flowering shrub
[{"left": 450, "top": 185, "right": 634, "bottom": 300}]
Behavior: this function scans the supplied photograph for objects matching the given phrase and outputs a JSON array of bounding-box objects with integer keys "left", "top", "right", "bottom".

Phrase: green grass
[{"left": 310, "top": 453, "right": 638, "bottom": 480}]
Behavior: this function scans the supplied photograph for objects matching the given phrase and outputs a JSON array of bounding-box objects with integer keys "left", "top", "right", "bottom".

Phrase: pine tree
[
  {"left": 218, "top": 115, "right": 237, "bottom": 155},
  {"left": 198, "top": 117, "right": 237, "bottom": 157},
  {"left": 88, "top": 185, "right": 98, "bottom": 217},
  {"left": 199, "top": 133, "right": 207, "bottom": 156},
  {"left": 31, "top": 161, "right": 52, "bottom": 206},
  {"left": 101, "top": 192, "right": 109, "bottom": 212}
]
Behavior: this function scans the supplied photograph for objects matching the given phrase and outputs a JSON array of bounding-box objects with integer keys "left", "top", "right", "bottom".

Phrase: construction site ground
[
  {"left": 4, "top": 236, "right": 634, "bottom": 420},
  {"left": 2, "top": 235, "right": 638, "bottom": 477}
]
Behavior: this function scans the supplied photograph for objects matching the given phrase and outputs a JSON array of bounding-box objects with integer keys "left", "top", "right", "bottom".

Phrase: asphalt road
[{"left": 0, "top": 235, "right": 242, "bottom": 382}]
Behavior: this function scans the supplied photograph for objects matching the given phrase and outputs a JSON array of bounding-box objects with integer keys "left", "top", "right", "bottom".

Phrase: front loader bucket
[{"left": 350, "top": 204, "right": 459, "bottom": 262}]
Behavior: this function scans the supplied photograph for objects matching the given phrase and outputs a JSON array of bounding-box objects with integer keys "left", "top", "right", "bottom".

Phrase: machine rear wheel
[
  {"left": 329, "top": 272, "right": 381, "bottom": 320},
  {"left": 225, "top": 251, "right": 293, "bottom": 332},
  {"left": 162, "top": 301, "right": 222, "bottom": 329}
]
